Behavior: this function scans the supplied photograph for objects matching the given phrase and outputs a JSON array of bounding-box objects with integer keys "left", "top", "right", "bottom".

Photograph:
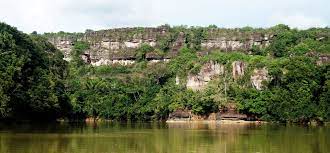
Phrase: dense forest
[
  {"left": 0, "top": 22, "right": 329, "bottom": 124},
  {"left": 0, "top": 23, "right": 69, "bottom": 120}
]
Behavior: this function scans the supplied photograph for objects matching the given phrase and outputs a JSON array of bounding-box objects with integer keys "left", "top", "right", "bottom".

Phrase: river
[{"left": 0, "top": 122, "right": 329, "bottom": 153}]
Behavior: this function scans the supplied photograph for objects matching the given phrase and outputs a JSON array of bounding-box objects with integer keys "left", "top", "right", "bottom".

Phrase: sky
[{"left": 0, "top": 0, "right": 329, "bottom": 33}]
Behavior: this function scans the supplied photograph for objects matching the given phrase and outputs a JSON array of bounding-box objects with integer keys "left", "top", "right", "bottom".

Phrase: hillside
[{"left": 0, "top": 23, "right": 329, "bottom": 124}]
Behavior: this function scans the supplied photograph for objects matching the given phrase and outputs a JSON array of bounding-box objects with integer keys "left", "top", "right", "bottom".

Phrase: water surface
[{"left": 0, "top": 122, "right": 329, "bottom": 153}]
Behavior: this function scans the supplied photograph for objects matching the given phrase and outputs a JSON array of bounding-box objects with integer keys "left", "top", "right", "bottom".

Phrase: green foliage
[
  {"left": 168, "top": 46, "right": 198, "bottom": 75},
  {"left": 203, "top": 51, "right": 248, "bottom": 64},
  {"left": 318, "top": 65, "right": 330, "bottom": 120},
  {"left": 267, "top": 24, "right": 330, "bottom": 57},
  {"left": 185, "top": 27, "right": 206, "bottom": 51},
  {"left": 93, "top": 65, "right": 131, "bottom": 76},
  {"left": 157, "top": 33, "right": 177, "bottom": 52},
  {"left": 190, "top": 63, "right": 202, "bottom": 75},
  {"left": 232, "top": 88, "right": 270, "bottom": 119},
  {"left": 71, "top": 41, "right": 89, "bottom": 66},
  {"left": 0, "top": 22, "right": 69, "bottom": 120},
  {"left": 251, "top": 45, "right": 266, "bottom": 55},
  {"left": 267, "top": 27, "right": 298, "bottom": 57},
  {"left": 191, "top": 91, "right": 219, "bottom": 115},
  {"left": 208, "top": 25, "right": 218, "bottom": 29},
  {"left": 231, "top": 56, "right": 329, "bottom": 123},
  {"left": 289, "top": 42, "right": 310, "bottom": 55},
  {"left": 136, "top": 43, "right": 154, "bottom": 61}
]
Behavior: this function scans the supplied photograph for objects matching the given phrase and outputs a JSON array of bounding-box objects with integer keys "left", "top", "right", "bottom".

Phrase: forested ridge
[
  {"left": 0, "top": 23, "right": 69, "bottom": 120},
  {"left": 0, "top": 22, "right": 329, "bottom": 124}
]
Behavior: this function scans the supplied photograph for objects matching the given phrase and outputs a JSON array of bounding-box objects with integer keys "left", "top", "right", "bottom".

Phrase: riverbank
[{"left": 166, "top": 119, "right": 266, "bottom": 124}]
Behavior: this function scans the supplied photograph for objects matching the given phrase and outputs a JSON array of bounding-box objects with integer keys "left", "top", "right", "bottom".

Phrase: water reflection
[{"left": 0, "top": 122, "right": 329, "bottom": 153}]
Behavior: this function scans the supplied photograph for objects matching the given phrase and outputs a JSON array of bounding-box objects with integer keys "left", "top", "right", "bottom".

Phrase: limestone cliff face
[
  {"left": 201, "top": 32, "right": 270, "bottom": 51},
  {"left": 46, "top": 27, "right": 271, "bottom": 65},
  {"left": 186, "top": 61, "right": 224, "bottom": 91},
  {"left": 186, "top": 61, "right": 271, "bottom": 91},
  {"left": 250, "top": 68, "right": 270, "bottom": 90},
  {"left": 232, "top": 61, "right": 246, "bottom": 80},
  {"left": 46, "top": 27, "right": 167, "bottom": 65},
  {"left": 47, "top": 35, "right": 75, "bottom": 61},
  {"left": 84, "top": 28, "right": 165, "bottom": 65}
]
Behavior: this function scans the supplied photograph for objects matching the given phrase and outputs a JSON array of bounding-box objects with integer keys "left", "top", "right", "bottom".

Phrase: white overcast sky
[{"left": 0, "top": 0, "right": 329, "bottom": 33}]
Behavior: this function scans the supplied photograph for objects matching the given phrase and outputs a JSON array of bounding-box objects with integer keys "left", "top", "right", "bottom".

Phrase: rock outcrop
[
  {"left": 168, "top": 109, "right": 192, "bottom": 121},
  {"left": 186, "top": 61, "right": 271, "bottom": 91},
  {"left": 168, "top": 109, "right": 222, "bottom": 121},
  {"left": 186, "top": 61, "right": 224, "bottom": 91},
  {"left": 317, "top": 54, "right": 330, "bottom": 65},
  {"left": 232, "top": 61, "right": 246, "bottom": 80},
  {"left": 306, "top": 52, "right": 330, "bottom": 65},
  {"left": 47, "top": 35, "right": 75, "bottom": 61},
  {"left": 219, "top": 103, "right": 248, "bottom": 120},
  {"left": 45, "top": 27, "right": 272, "bottom": 66},
  {"left": 167, "top": 103, "right": 248, "bottom": 121},
  {"left": 91, "top": 59, "right": 136, "bottom": 66},
  {"left": 201, "top": 34, "right": 270, "bottom": 51},
  {"left": 175, "top": 76, "right": 180, "bottom": 85},
  {"left": 250, "top": 68, "right": 269, "bottom": 90}
]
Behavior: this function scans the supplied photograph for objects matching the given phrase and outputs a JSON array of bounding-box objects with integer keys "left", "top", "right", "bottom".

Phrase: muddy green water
[{"left": 0, "top": 122, "right": 329, "bottom": 153}]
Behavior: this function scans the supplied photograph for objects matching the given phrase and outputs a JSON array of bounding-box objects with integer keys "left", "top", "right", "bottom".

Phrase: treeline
[
  {"left": 66, "top": 46, "right": 329, "bottom": 124},
  {"left": 0, "top": 22, "right": 329, "bottom": 124}
]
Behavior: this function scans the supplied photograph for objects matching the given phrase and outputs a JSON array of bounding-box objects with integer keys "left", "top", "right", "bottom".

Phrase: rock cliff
[
  {"left": 250, "top": 68, "right": 270, "bottom": 90},
  {"left": 202, "top": 29, "right": 270, "bottom": 51},
  {"left": 45, "top": 27, "right": 271, "bottom": 65},
  {"left": 186, "top": 61, "right": 224, "bottom": 91},
  {"left": 186, "top": 61, "right": 272, "bottom": 91},
  {"left": 232, "top": 61, "right": 246, "bottom": 80}
]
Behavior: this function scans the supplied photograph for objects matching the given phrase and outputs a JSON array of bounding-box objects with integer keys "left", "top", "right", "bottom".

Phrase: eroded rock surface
[
  {"left": 186, "top": 61, "right": 224, "bottom": 91},
  {"left": 250, "top": 68, "right": 269, "bottom": 90},
  {"left": 219, "top": 103, "right": 248, "bottom": 120},
  {"left": 46, "top": 27, "right": 271, "bottom": 66},
  {"left": 167, "top": 103, "right": 248, "bottom": 121},
  {"left": 167, "top": 109, "right": 221, "bottom": 121},
  {"left": 47, "top": 36, "right": 74, "bottom": 61},
  {"left": 201, "top": 32, "right": 270, "bottom": 51},
  {"left": 175, "top": 76, "right": 180, "bottom": 85},
  {"left": 91, "top": 59, "right": 136, "bottom": 66},
  {"left": 232, "top": 61, "right": 246, "bottom": 80},
  {"left": 306, "top": 52, "right": 330, "bottom": 65}
]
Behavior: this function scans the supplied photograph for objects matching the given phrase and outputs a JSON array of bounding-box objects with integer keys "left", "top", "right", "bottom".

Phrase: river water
[{"left": 0, "top": 122, "right": 329, "bottom": 153}]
